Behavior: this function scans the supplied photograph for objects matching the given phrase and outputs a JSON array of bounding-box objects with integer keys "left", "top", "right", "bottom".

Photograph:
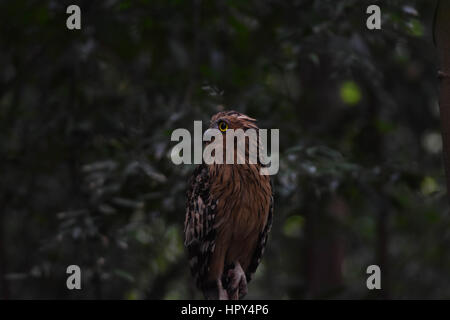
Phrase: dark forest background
[{"left": 0, "top": 0, "right": 447, "bottom": 299}]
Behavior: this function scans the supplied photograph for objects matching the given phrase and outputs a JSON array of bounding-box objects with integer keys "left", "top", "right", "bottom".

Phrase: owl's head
[
  {"left": 209, "top": 111, "right": 259, "bottom": 132},
  {"left": 205, "top": 111, "right": 262, "bottom": 166}
]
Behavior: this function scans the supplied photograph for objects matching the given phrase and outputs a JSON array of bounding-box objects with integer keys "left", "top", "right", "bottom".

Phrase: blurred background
[{"left": 0, "top": 0, "right": 447, "bottom": 299}]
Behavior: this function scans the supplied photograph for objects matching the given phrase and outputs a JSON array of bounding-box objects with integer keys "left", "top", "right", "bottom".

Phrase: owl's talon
[
  {"left": 217, "top": 279, "right": 229, "bottom": 300},
  {"left": 226, "top": 262, "right": 248, "bottom": 300},
  {"left": 239, "top": 277, "right": 248, "bottom": 299}
]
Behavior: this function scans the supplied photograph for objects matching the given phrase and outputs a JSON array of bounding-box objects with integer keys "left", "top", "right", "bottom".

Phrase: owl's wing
[
  {"left": 184, "top": 164, "right": 218, "bottom": 289},
  {"left": 245, "top": 186, "right": 274, "bottom": 282}
]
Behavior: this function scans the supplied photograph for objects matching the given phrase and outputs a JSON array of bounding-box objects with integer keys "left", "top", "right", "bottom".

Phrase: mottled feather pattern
[
  {"left": 184, "top": 164, "right": 218, "bottom": 289},
  {"left": 246, "top": 193, "right": 273, "bottom": 281}
]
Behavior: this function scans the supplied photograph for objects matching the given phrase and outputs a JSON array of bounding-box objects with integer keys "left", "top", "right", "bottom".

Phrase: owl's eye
[{"left": 218, "top": 121, "right": 228, "bottom": 132}]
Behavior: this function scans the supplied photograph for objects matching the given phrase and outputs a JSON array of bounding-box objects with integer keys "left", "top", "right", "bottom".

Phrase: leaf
[
  {"left": 283, "top": 215, "right": 304, "bottom": 238},
  {"left": 421, "top": 176, "right": 439, "bottom": 196},
  {"left": 340, "top": 81, "right": 362, "bottom": 106},
  {"left": 407, "top": 19, "right": 423, "bottom": 37},
  {"left": 114, "top": 269, "right": 135, "bottom": 283}
]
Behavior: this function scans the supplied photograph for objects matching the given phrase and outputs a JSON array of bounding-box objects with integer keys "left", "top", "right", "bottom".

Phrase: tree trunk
[
  {"left": 434, "top": 0, "right": 450, "bottom": 201},
  {"left": 0, "top": 201, "right": 9, "bottom": 299},
  {"left": 304, "top": 193, "right": 346, "bottom": 298},
  {"left": 375, "top": 210, "right": 388, "bottom": 299}
]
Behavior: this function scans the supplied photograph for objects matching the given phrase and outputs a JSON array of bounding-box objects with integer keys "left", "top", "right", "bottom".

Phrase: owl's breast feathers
[{"left": 184, "top": 162, "right": 273, "bottom": 291}]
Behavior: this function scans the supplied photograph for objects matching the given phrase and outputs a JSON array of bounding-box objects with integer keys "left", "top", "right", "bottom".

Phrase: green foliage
[{"left": 340, "top": 81, "right": 362, "bottom": 106}]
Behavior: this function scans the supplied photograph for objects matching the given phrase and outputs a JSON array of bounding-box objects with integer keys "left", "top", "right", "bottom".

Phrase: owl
[{"left": 184, "top": 110, "right": 273, "bottom": 300}]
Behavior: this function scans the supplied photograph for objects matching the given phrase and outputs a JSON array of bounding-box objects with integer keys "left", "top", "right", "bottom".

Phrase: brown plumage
[{"left": 184, "top": 110, "right": 273, "bottom": 300}]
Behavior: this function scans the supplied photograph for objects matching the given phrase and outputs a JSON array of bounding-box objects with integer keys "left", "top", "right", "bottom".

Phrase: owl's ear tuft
[{"left": 237, "top": 114, "right": 257, "bottom": 123}]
